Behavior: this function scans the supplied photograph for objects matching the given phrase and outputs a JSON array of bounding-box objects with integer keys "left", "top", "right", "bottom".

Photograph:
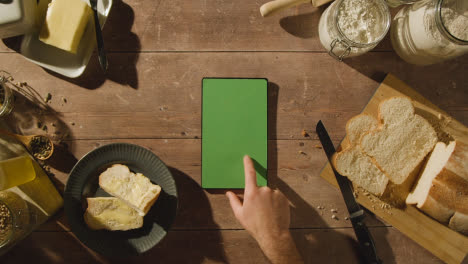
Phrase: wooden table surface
[{"left": 1, "top": 0, "right": 467, "bottom": 263}]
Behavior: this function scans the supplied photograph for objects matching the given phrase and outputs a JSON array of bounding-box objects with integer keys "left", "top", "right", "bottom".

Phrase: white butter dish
[
  {"left": 0, "top": 0, "right": 37, "bottom": 39},
  {"left": 20, "top": 0, "right": 112, "bottom": 78}
]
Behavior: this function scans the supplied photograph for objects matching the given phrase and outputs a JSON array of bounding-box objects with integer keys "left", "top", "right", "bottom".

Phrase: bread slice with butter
[
  {"left": 99, "top": 164, "right": 161, "bottom": 216},
  {"left": 84, "top": 197, "right": 143, "bottom": 231}
]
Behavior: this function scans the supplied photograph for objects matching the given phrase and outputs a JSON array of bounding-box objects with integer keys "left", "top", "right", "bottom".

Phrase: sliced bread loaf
[
  {"left": 407, "top": 141, "right": 468, "bottom": 235},
  {"left": 84, "top": 197, "right": 144, "bottom": 231},
  {"left": 333, "top": 114, "right": 389, "bottom": 196},
  {"left": 360, "top": 97, "right": 438, "bottom": 185},
  {"left": 99, "top": 164, "right": 161, "bottom": 216}
]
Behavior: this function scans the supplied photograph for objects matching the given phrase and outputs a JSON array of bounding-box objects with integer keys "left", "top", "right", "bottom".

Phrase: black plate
[{"left": 64, "top": 143, "right": 178, "bottom": 257}]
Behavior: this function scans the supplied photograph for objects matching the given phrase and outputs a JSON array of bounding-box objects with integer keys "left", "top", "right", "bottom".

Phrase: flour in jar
[
  {"left": 337, "top": 0, "right": 387, "bottom": 44},
  {"left": 391, "top": 0, "right": 468, "bottom": 65},
  {"left": 318, "top": 0, "right": 390, "bottom": 58}
]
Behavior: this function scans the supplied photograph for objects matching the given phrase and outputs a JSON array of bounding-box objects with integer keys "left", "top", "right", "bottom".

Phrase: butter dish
[
  {"left": 20, "top": 0, "right": 112, "bottom": 78},
  {"left": 0, "top": 0, "right": 37, "bottom": 39}
]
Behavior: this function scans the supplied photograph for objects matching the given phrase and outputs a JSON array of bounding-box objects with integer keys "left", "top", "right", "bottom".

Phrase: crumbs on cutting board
[{"left": 354, "top": 187, "right": 394, "bottom": 215}]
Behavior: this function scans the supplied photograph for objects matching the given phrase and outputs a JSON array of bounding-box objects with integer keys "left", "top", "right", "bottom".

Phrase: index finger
[{"left": 243, "top": 155, "right": 258, "bottom": 192}]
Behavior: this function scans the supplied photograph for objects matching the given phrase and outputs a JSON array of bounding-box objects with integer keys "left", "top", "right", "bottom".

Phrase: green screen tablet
[{"left": 202, "top": 78, "right": 268, "bottom": 189}]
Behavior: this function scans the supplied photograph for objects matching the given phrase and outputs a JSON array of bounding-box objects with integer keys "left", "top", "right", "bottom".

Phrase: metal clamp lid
[{"left": 329, "top": 39, "right": 352, "bottom": 61}]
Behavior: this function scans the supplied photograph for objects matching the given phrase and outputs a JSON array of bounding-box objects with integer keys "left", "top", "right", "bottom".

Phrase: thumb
[{"left": 226, "top": 191, "right": 243, "bottom": 220}]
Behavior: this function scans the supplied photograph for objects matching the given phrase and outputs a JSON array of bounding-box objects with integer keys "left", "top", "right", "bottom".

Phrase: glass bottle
[
  {"left": 318, "top": 0, "right": 391, "bottom": 60},
  {"left": 0, "top": 191, "right": 33, "bottom": 251},
  {"left": 391, "top": 0, "right": 468, "bottom": 65}
]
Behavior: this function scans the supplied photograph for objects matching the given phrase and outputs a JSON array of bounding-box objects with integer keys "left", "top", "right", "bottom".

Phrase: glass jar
[
  {"left": 0, "top": 77, "right": 14, "bottom": 117},
  {"left": 391, "top": 0, "right": 468, "bottom": 65},
  {"left": 0, "top": 191, "right": 33, "bottom": 250},
  {"left": 318, "top": 0, "right": 391, "bottom": 61},
  {"left": 385, "top": 0, "right": 422, "bottom": 8}
]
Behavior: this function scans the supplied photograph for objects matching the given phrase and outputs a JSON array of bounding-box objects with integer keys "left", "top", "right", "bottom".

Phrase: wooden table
[{"left": 1, "top": 0, "right": 467, "bottom": 263}]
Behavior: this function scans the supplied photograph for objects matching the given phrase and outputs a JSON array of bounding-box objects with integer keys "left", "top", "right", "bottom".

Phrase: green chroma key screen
[{"left": 202, "top": 78, "right": 268, "bottom": 189}]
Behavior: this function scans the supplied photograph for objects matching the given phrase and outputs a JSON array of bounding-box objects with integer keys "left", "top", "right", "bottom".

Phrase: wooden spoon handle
[
  {"left": 260, "top": 0, "right": 310, "bottom": 17},
  {"left": 260, "top": 0, "right": 333, "bottom": 17}
]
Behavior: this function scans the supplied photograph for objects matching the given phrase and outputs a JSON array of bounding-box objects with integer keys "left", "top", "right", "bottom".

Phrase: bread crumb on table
[{"left": 301, "top": 129, "right": 309, "bottom": 137}]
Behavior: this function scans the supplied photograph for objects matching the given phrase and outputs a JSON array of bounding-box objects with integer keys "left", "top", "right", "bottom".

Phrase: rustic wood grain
[
  {"left": 0, "top": 0, "right": 395, "bottom": 53},
  {"left": 0, "top": 52, "right": 466, "bottom": 142},
  {"left": 321, "top": 75, "right": 468, "bottom": 264},
  {"left": 33, "top": 138, "right": 376, "bottom": 232},
  {"left": 2, "top": 228, "right": 443, "bottom": 264},
  {"left": 0, "top": 0, "right": 466, "bottom": 261}
]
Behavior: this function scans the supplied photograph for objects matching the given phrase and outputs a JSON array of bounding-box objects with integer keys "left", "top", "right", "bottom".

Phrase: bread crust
[
  {"left": 412, "top": 141, "right": 468, "bottom": 234},
  {"left": 449, "top": 212, "right": 468, "bottom": 235},
  {"left": 332, "top": 114, "right": 388, "bottom": 197},
  {"left": 99, "top": 164, "right": 161, "bottom": 216}
]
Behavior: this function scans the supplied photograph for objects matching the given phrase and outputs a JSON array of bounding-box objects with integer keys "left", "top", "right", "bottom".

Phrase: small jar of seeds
[{"left": 0, "top": 191, "right": 32, "bottom": 250}]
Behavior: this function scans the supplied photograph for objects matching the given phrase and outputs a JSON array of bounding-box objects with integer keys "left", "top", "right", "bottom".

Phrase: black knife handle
[{"left": 350, "top": 213, "right": 382, "bottom": 264}]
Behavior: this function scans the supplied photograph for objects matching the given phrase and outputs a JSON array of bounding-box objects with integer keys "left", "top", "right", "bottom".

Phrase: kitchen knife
[
  {"left": 316, "top": 120, "right": 381, "bottom": 264},
  {"left": 90, "top": 0, "right": 108, "bottom": 72}
]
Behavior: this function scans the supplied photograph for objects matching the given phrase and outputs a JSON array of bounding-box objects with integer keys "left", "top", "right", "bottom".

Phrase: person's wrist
[{"left": 256, "top": 228, "right": 292, "bottom": 251}]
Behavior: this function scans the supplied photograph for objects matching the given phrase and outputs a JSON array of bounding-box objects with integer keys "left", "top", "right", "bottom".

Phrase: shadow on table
[
  {"left": 2, "top": 0, "right": 141, "bottom": 90},
  {"left": 109, "top": 167, "right": 227, "bottom": 263},
  {"left": 342, "top": 51, "right": 468, "bottom": 126},
  {"left": 267, "top": 81, "right": 395, "bottom": 263},
  {"left": 1, "top": 228, "right": 109, "bottom": 264},
  {"left": 279, "top": 6, "right": 325, "bottom": 39},
  {"left": 2, "top": 80, "right": 77, "bottom": 193}
]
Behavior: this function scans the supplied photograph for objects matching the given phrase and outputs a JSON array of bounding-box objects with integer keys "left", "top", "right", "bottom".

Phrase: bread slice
[
  {"left": 449, "top": 212, "right": 468, "bottom": 236},
  {"left": 84, "top": 197, "right": 144, "bottom": 231},
  {"left": 406, "top": 141, "right": 468, "bottom": 234},
  {"left": 360, "top": 97, "right": 438, "bottom": 185},
  {"left": 99, "top": 164, "right": 161, "bottom": 216},
  {"left": 333, "top": 114, "right": 389, "bottom": 196}
]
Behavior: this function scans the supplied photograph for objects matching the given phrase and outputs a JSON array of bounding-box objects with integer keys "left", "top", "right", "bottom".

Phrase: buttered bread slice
[
  {"left": 84, "top": 197, "right": 143, "bottom": 231},
  {"left": 99, "top": 164, "right": 161, "bottom": 216}
]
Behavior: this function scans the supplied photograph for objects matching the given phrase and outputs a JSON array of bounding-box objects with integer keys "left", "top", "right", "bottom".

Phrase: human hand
[{"left": 226, "top": 155, "right": 302, "bottom": 264}]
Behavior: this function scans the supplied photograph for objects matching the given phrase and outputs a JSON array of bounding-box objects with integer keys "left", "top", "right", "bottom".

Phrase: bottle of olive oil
[{"left": 0, "top": 155, "right": 36, "bottom": 191}]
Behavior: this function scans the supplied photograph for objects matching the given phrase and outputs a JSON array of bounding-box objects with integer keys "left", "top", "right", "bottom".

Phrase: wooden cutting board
[{"left": 320, "top": 73, "right": 468, "bottom": 264}]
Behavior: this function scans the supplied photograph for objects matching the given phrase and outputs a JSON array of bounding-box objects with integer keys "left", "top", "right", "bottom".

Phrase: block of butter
[{"left": 39, "top": 0, "right": 92, "bottom": 54}]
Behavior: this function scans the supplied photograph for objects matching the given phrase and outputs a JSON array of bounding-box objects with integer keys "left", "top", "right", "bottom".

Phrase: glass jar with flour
[
  {"left": 318, "top": 0, "right": 391, "bottom": 60},
  {"left": 385, "top": 0, "right": 422, "bottom": 8},
  {"left": 391, "top": 0, "right": 468, "bottom": 65}
]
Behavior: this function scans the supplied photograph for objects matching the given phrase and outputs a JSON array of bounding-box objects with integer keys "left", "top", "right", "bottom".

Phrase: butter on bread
[
  {"left": 99, "top": 164, "right": 161, "bottom": 216},
  {"left": 84, "top": 197, "right": 143, "bottom": 231}
]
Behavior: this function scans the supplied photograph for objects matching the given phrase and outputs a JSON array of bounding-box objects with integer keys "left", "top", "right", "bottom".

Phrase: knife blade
[
  {"left": 316, "top": 120, "right": 381, "bottom": 264},
  {"left": 90, "top": 0, "right": 108, "bottom": 72}
]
